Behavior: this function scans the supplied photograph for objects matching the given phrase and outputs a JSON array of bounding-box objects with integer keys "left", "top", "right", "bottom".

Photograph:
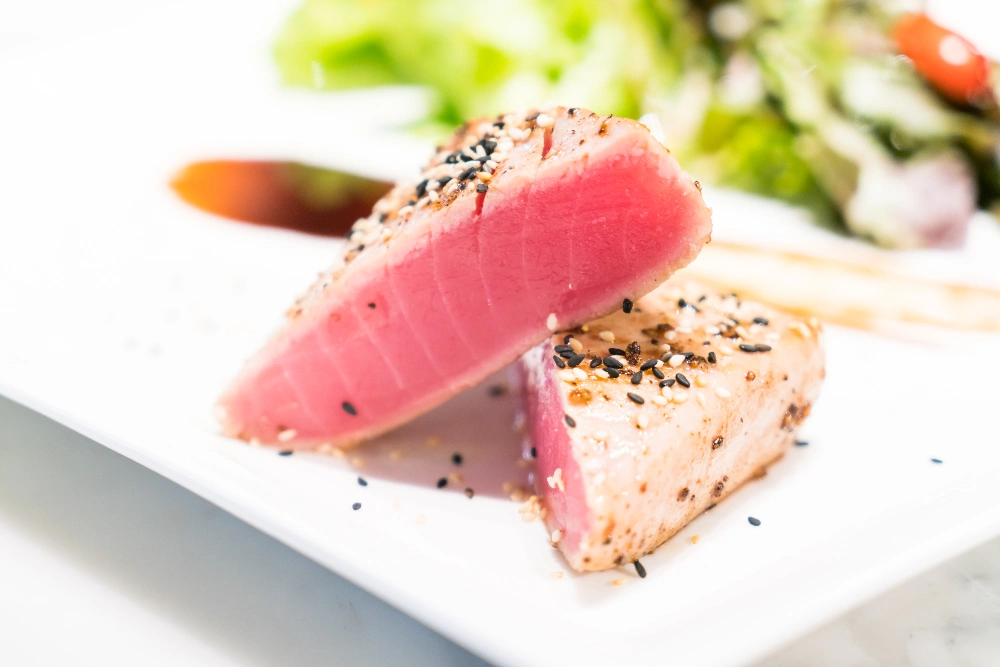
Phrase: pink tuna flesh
[
  {"left": 218, "top": 107, "right": 712, "bottom": 447},
  {"left": 520, "top": 279, "right": 825, "bottom": 571}
]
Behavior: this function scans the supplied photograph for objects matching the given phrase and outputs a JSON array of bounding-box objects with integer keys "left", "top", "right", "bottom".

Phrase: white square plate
[{"left": 3, "top": 3, "right": 1000, "bottom": 665}]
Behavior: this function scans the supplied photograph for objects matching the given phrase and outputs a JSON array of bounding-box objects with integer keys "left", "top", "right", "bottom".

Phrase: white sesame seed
[
  {"left": 427, "top": 190, "right": 439, "bottom": 203},
  {"left": 718, "top": 344, "right": 734, "bottom": 355},
  {"left": 547, "top": 468, "right": 565, "bottom": 492},
  {"left": 546, "top": 313, "right": 558, "bottom": 331},
  {"left": 580, "top": 324, "right": 590, "bottom": 333},
  {"left": 568, "top": 337, "right": 583, "bottom": 353},
  {"left": 696, "top": 393, "right": 707, "bottom": 408},
  {"left": 599, "top": 330, "right": 616, "bottom": 342},
  {"left": 277, "top": 428, "right": 297, "bottom": 442},
  {"left": 397, "top": 205, "right": 414, "bottom": 217},
  {"left": 651, "top": 395, "right": 668, "bottom": 406},
  {"left": 676, "top": 327, "right": 692, "bottom": 334},
  {"left": 716, "top": 387, "right": 732, "bottom": 398},
  {"left": 749, "top": 324, "right": 761, "bottom": 335},
  {"left": 636, "top": 413, "right": 650, "bottom": 429},
  {"left": 655, "top": 360, "right": 665, "bottom": 368},
  {"left": 558, "top": 369, "right": 577, "bottom": 383},
  {"left": 475, "top": 145, "right": 486, "bottom": 158},
  {"left": 476, "top": 171, "right": 492, "bottom": 182},
  {"left": 668, "top": 354, "right": 686, "bottom": 367},
  {"left": 666, "top": 330, "right": 678, "bottom": 340},
  {"left": 672, "top": 391, "right": 689, "bottom": 404},
  {"left": 661, "top": 385, "right": 673, "bottom": 399},
  {"left": 551, "top": 529, "right": 563, "bottom": 543},
  {"left": 535, "top": 113, "right": 554, "bottom": 128},
  {"left": 486, "top": 159, "right": 499, "bottom": 170},
  {"left": 595, "top": 369, "right": 610, "bottom": 379},
  {"left": 593, "top": 430, "right": 609, "bottom": 441},
  {"left": 658, "top": 344, "right": 672, "bottom": 353},
  {"left": 694, "top": 374, "right": 708, "bottom": 388},
  {"left": 612, "top": 578, "right": 627, "bottom": 586},
  {"left": 572, "top": 367, "right": 588, "bottom": 381},
  {"left": 705, "top": 326, "right": 720, "bottom": 335},
  {"left": 736, "top": 326, "right": 750, "bottom": 339}
]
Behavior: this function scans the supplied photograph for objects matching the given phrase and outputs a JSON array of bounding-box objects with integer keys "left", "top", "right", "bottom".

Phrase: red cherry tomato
[{"left": 894, "top": 13, "right": 992, "bottom": 105}]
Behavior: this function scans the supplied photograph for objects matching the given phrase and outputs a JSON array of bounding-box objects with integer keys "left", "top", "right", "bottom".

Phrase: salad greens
[{"left": 275, "top": 0, "right": 1000, "bottom": 248}]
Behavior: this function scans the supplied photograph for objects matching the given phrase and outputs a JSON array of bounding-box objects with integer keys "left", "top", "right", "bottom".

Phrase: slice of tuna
[
  {"left": 519, "top": 279, "right": 824, "bottom": 571},
  {"left": 218, "top": 106, "right": 713, "bottom": 447}
]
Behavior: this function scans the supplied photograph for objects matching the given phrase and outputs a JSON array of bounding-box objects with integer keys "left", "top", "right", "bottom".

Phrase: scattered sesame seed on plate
[
  {"left": 633, "top": 560, "right": 647, "bottom": 578},
  {"left": 748, "top": 516, "right": 761, "bottom": 526},
  {"left": 352, "top": 502, "right": 361, "bottom": 510},
  {"left": 436, "top": 477, "right": 448, "bottom": 489},
  {"left": 358, "top": 476, "right": 368, "bottom": 486},
  {"left": 278, "top": 450, "right": 293, "bottom": 457}
]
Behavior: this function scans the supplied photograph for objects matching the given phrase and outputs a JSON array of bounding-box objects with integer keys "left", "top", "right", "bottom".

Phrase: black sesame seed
[
  {"left": 358, "top": 476, "right": 368, "bottom": 486},
  {"left": 530, "top": 447, "right": 537, "bottom": 458},
  {"left": 459, "top": 153, "right": 476, "bottom": 162},
  {"left": 565, "top": 414, "right": 576, "bottom": 428},
  {"left": 678, "top": 298, "right": 687, "bottom": 308},
  {"left": 706, "top": 503, "right": 717, "bottom": 510},
  {"left": 622, "top": 298, "right": 633, "bottom": 314},
  {"left": 707, "top": 352, "right": 717, "bottom": 364},
  {"left": 342, "top": 401, "right": 357, "bottom": 416},
  {"left": 554, "top": 344, "right": 573, "bottom": 353},
  {"left": 748, "top": 516, "right": 761, "bottom": 526},
  {"left": 488, "top": 384, "right": 507, "bottom": 397},
  {"left": 606, "top": 368, "right": 620, "bottom": 379},
  {"left": 795, "top": 440, "right": 809, "bottom": 447},
  {"left": 445, "top": 153, "right": 459, "bottom": 164},
  {"left": 525, "top": 111, "right": 540, "bottom": 121},
  {"left": 683, "top": 352, "right": 694, "bottom": 360},
  {"left": 630, "top": 370, "right": 643, "bottom": 385},
  {"left": 415, "top": 179, "right": 428, "bottom": 198},
  {"left": 627, "top": 392, "right": 644, "bottom": 405},
  {"left": 660, "top": 379, "right": 675, "bottom": 388},
  {"left": 352, "top": 502, "right": 362, "bottom": 510},
  {"left": 278, "top": 450, "right": 293, "bottom": 457},
  {"left": 675, "top": 373, "right": 690, "bottom": 388},
  {"left": 568, "top": 107, "right": 578, "bottom": 115},
  {"left": 739, "top": 344, "right": 758, "bottom": 353},
  {"left": 590, "top": 358, "right": 602, "bottom": 368},
  {"left": 475, "top": 183, "right": 488, "bottom": 194},
  {"left": 753, "top": 317, "right": 769, "bottom": 326},
  {"left": 563, "top": 334, "right": 573, "bottom": 344},
  {"left": 451, "top": 453, "right": 463, "bottom": 465},
  {"left": 483, "top": 140, "right": 497, "bottom": 153},
  {"left": 437, "top": 176, "right": 452, "bottom": 188},
  {"left": 460, "top": 167, "right": 477, "bottom": 181},
  {"left": 493, "top": 121, "right": 505, "bottom": 128},
  {"left": 698, "top": 295, "right": 707, "bottom": 302},
  {"left": 436, "top": 477, "right": 448, "bottom": 489},
  {"left": 639, "top": 359, "right": 657, "bottom": 371},
  {"left": 651, "top": 367, "right": 665, "bottom": 380},
  {"left": 465, "top": 488, "right": 475, "bottom": 498},
  {"left": 553, "top": 355, "right": 566, "bottom": 368},
  {"left": 567, "top": 354, "right": 586, "bottom": 367},
  {"left": 603, "top": 357, "right": 623, "bottom": 369},
  {"left": 756, "top": 344, "right": 772, "bottom": 352},
  {"left": 608, "top": 347, "right": 626, "bottom": 356},
  {"left": 931, "top": 457, "right": 943, "bottom": 463},
  {"left": 559, "top": 349, "right": 575, "bottom": 359},
  {"left": 633, "top": 560, "right": 647, "bottom": 578}
]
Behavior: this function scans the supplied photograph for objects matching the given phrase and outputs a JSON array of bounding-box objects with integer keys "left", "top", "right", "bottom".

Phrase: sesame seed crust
[{"left": 521, "top": 278, "right": 825, "bottom": 571}]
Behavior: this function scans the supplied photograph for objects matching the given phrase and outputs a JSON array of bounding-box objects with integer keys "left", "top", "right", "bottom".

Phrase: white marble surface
[{"left": 2, "top": 393, "right": 999, "bottom": 666}]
